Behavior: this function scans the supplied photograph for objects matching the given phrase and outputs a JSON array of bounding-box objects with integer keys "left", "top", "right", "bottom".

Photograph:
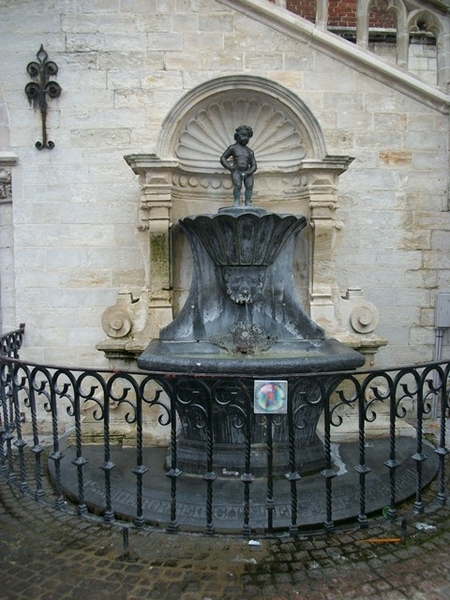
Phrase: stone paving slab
[{"left": 2, "top": 474, "right": 450, "bottom": 599}]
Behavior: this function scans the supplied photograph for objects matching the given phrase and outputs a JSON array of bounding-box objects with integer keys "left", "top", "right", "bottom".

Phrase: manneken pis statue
[{"left": 220, "top": 125, "right": 257, "bottom": 206}]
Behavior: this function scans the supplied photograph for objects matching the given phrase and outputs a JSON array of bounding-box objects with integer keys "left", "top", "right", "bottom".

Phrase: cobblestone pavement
[{"left": 2, "top": 476, "right": 450, "bottom": 600}]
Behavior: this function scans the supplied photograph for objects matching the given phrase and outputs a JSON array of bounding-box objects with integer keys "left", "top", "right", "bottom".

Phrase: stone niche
[{"left": 97, "top": 75, "right": 386, "bottom": 366}]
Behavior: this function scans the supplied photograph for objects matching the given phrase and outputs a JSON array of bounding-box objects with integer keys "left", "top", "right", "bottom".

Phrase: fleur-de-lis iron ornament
[{"left": 25, "top": 45, "right": 62, "bottom": 149}]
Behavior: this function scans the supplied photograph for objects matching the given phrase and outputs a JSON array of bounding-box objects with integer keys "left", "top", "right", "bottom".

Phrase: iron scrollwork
[
  {"left": 25, "top": 45, "right": 62, "bottom": 150},
  {"left": 1, "top": 327, "right": 450, "bottom": 535}
]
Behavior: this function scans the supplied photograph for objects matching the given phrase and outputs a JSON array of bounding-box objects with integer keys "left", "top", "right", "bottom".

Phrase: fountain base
[
  {"left": 138, "top": 207, "right": 365, "bottom": 477},
  {"left": 138, "top": 337, "right": 364, "bottom": 376},
  {"left": 52, "top": 438, "right": 438, "bottom": 533},
  {"left": 172, "top": 434, "right": 326, "bottom": 477}
]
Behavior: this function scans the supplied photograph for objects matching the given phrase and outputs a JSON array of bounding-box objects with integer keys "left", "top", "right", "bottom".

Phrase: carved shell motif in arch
[{"left": 175, "top": 98, "right": 307, "bottom": 170}]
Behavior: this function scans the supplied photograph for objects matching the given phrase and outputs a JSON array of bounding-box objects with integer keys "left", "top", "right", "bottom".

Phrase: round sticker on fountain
[{"left": 254, "top": 380, "right": 288, "bottom": 414}]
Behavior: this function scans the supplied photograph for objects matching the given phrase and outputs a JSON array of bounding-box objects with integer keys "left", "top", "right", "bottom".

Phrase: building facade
[{"left": 0, "top": 0, "right": 449, "bottom": 370}]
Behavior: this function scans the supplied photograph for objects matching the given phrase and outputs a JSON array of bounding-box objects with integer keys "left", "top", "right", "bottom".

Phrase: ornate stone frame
[{"left": 98, "top": 76, "right": 385, "bottom": 364}]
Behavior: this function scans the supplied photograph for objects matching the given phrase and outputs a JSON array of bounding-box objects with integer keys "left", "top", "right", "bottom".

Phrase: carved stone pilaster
[
  {"left": 126, "top": 154, "right": 176, "bottom": 310},
  {"left": 0, "top": 152, "right": 17, "bottom": 201},
  {"left": 0, "top": 167, "right": 12, "bottom": 201},
  {"left": 97, "top": 155, "right": 177, "bottom": 360},
  {"left": 300, "top": 157, "right": 352, "bottom": 331},
  {"left": 300, "top": 157, "right": 387, "bottom": 363},
  {"left": 0, "top": 152, "right": 18, "bottom": 333}
]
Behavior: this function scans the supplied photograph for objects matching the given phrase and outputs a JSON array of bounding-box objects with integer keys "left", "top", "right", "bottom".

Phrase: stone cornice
[
  {"left": 0, "top": 152, "right": 18, "bottom": 167},
  {"left": 219, "top": 0, "right": 450, "bottom": 114},
  {"left": 124, "top": 154, "right": 179, "bottom": 174}
]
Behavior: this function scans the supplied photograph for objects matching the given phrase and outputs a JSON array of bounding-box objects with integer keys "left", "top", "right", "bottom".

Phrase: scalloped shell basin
[
  {"left": 138, "top": 338, "right": 365, "bottom": 376},
  {"left": 180, "top": 209, "right": 305, "bottom": 267},
  {"left": 138, "top": 207, "right": 365, "bottom": 376}
]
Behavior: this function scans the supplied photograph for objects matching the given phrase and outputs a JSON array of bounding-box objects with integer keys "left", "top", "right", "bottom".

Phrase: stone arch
[{"left": 156, "top": 75, "right": 328, "bottom": 170}]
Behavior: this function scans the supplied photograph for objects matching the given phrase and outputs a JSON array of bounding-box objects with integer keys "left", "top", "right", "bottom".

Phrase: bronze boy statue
[{"left": 220, "top": 125, "right": 257, "bottom": 206}]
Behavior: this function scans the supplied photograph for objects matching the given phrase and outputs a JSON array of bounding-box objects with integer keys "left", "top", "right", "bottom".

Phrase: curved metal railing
[
  {"left": 0, "top": 324, "right": 25, "bottom": 358},
  {"left": 1, "top": 325, "right": 449, "bottom": 536}
]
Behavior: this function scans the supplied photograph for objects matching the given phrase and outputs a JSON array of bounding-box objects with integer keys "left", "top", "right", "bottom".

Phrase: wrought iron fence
[
  {"left": 0, "top": 325, "right": 449, "bottom": 537},
  {"left": 0, "top": 323, "right": 25, "bottom": 358}
]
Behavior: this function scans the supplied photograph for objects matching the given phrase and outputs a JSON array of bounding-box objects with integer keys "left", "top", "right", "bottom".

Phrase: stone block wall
[{"left": 0, "top": 0, "right": 449, "bottom": 369}]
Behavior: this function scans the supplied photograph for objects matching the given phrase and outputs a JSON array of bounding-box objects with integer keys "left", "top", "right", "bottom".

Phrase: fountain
[
  {"left": 138, "top": 125, "right": 365, "bottom": 476},
  {"left": 51, "top": 125, "right": 438, "bottom": 533}
]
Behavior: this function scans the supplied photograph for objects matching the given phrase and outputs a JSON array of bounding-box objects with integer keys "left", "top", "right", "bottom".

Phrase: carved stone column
[
  {"left": 316, "top": 0, "right": 329, "bottom": 30},
  {"left": 300, "top": 157, "right": 353, "bottom": 333},
  {"left": 356, "top": 0, "right": 370, "bottom": 49},
  {"left": 127, "top": 154, "right": 176, "bottom": 307}
]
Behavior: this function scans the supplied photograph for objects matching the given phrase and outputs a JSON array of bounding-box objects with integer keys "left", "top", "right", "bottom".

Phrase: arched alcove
[
  {"left": 154, "top": 77, "right": 333, "bottom": 318},
  {"left": 157, "top": 75, "right": 327, "bottom": 169},
  {"left": 101, "top": 75, "right": 384, "bottom": 365}
]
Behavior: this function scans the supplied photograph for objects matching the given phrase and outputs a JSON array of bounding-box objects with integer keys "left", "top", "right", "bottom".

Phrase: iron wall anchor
[{"left": 25, "top": 44, "right": 62, "bottom": 149}]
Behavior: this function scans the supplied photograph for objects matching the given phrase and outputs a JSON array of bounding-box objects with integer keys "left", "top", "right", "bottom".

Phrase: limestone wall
[{"left": 0, "top": 0, "right": 449, "bottom": 369}]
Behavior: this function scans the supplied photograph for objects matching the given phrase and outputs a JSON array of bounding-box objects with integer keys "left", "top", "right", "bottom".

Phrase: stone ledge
[{"left": 0, "top": 152, "right": 18, "bottom": 167}]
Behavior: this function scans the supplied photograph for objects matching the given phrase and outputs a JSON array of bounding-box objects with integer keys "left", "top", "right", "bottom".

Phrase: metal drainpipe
[
  {"left": 432, "top": 292, "right": 450, "bottom": 419},
  {"left": 432, "top": 327, "right": 444, "bottom": 419}
]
